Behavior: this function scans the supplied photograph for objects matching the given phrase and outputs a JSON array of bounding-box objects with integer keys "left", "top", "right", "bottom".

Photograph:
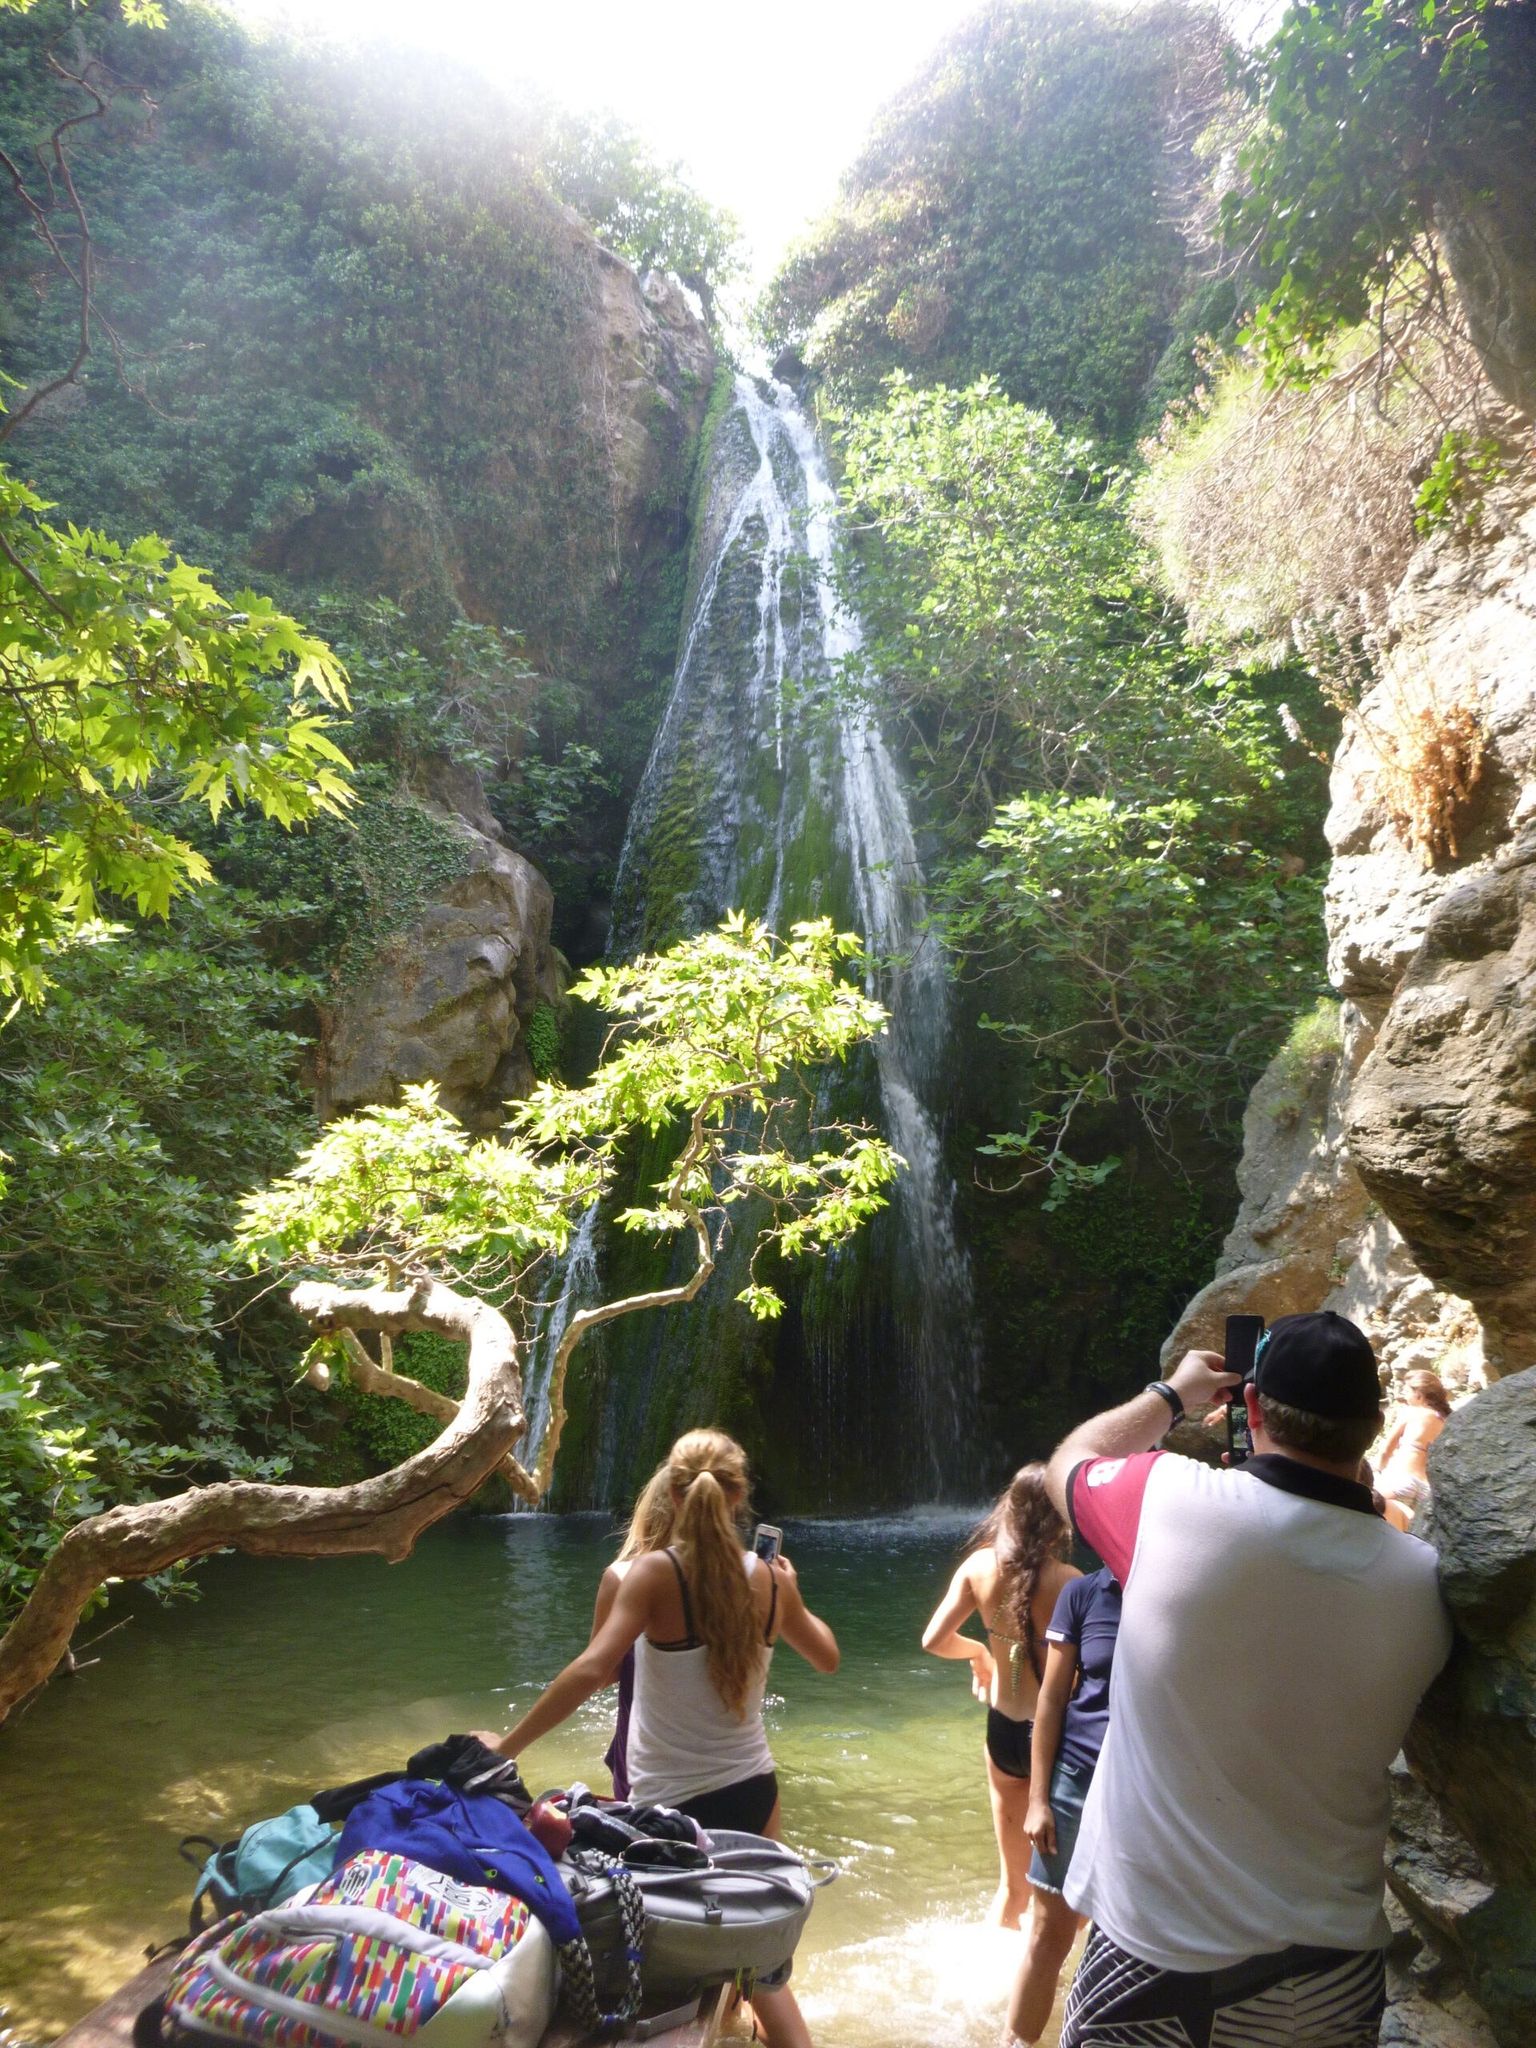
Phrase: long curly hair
[
  {"left": 972, "top": 1464, "right": 1069, "bottom": 1683},
  {"left": 667, "top": 1429, "right": 761, "bottom": 1718}
]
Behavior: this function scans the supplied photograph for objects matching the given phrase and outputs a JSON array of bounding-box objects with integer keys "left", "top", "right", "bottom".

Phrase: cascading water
[{"left": 537, "top": 374, "right": 981, "bottom": 1503}]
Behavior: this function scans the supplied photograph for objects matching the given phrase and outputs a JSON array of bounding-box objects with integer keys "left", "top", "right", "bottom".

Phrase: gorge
[{"left": 2, "top": 0, "right": 1535, "bottom": 2043}]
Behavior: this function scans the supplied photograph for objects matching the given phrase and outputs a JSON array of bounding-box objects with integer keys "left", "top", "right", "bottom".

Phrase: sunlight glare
[{"left": 228, "top": 0, "right": 987, "bottom": 279}]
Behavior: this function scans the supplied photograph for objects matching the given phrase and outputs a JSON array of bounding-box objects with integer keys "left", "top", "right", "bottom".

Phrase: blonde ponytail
[
  {"left": 668, "top": 1429, "right": 760, "bottom": 1718},
  {"left": 617, "top": 1461, "right": 676, "bottom": 1562}
]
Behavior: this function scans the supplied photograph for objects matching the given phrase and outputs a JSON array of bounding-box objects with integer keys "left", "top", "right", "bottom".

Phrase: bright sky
[{"left": 230, "top": 0, "right": 987, "bottom": 282}]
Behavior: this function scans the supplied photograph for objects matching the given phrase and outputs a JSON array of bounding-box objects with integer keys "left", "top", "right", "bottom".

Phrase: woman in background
[
  {"left": 921, "top": 1466, "right": 1078, "bottom": 1928},
  {"left": 1007, "top": 1564, "right": 1122, "bottom": 2045},
  {"left": 1376, "top": 1369, "right": 1452, "bottom": 1530}
]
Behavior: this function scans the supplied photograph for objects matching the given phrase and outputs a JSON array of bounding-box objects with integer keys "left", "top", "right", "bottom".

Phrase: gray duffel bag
[{"left": 559, "top": 1829, "right": 833, "bottom": 2012}]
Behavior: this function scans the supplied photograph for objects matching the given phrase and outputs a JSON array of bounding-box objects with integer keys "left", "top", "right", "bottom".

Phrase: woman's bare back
[{"left": 968, "top": 1547, "right": 1079, "bottom": 1720}]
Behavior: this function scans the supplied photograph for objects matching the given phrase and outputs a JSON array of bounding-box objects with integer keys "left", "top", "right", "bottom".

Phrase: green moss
[
  {"left": 333, "top": 791, "right": 475, "bottom": 984},
  {"left": 525, "top": 1000, "right": 562, "bottom": 1080},
  {"left": 341, "top": 1330, "right": 466, "bottom": 1468},
  {"left": 1266, "top": 998, "right": 1342, "bottom": 1130}
]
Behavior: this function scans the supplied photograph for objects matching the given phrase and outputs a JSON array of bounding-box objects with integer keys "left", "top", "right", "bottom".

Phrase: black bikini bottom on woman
[
  {"left": 985, "top": 1708, "right": 1034, "bottom": 1780},
  {"left": 677, "top": 1769, "right": 780, "bottom": 1835}
]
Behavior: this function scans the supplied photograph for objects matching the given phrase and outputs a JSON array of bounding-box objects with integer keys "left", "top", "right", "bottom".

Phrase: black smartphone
[{"left": 1224, "top": 1314, "right": 1264, "bottom": 1466}]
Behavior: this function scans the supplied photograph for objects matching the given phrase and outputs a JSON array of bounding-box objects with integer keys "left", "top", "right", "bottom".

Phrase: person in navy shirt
[{"left": 1006, "top": 1565, "right": 1122, "bottom": 2043}]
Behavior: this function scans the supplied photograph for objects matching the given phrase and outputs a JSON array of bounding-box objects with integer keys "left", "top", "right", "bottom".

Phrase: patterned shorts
[{"left": 1060, "top": 1926, "right": 1386, "bottom": 2048}]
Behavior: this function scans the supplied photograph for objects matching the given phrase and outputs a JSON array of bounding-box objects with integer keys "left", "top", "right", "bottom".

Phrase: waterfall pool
[{"left": 0, "top": 1511, "right": 1075, "bottom": 2047}]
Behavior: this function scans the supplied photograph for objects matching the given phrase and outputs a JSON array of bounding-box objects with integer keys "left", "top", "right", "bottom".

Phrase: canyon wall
[{"left": 1167, "top": 465, "right": 1536, "bottom": 2046}]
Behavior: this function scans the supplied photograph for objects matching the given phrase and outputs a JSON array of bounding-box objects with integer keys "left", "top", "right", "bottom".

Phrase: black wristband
[{"left": 1144, "top": 1379, "right": 1184, "bottom": 1428}]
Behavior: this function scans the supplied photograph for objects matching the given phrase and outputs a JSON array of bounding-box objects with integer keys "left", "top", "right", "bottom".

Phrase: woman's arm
[
  {"left": 1378, "top": 1415, "right": 1407, "bottom": 1467},
  {"left": 921, "top": 1556, "right": 989, "bottom": 1664},
  {"left": 587, "top": 1564, "right": 628, "bottom": 1684},
  {"left": 1024, "top": 1640, "right": 1079, "bottom": 1855},
  {"left": 771, "top": 1555, "right": 840, "bottom": 1674},
  {"left": 483, "top": 1564, "right": 653, "bottom": 1759}
]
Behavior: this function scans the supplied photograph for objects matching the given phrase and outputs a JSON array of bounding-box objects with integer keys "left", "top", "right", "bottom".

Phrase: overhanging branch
[{"left": 0, "top": 1277, "right": 530, "bottom": 1727}]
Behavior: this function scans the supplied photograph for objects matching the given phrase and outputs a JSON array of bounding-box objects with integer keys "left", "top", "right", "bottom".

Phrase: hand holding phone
[
  {"left": 1223, "top": 1314, "right": 1263, "bottom": 1465},
  {"left": 752, "top": 1522, "right": 783, "bottom": 1566}
]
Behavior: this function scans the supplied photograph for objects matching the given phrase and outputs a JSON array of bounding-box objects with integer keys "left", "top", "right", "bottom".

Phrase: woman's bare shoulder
[{"left": 963, "top": 1546, "right": 999, "bottom": 1593}]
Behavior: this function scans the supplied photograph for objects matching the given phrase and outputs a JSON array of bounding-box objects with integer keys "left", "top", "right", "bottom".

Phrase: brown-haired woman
[
  {"left": 1377, "top": 1369, "right": 1453, "bottom": 1531},
  {"left": 921, "top": 1465, "right": 1079, "bottom": 1928},
  {"left": 481, "top": 1428, "right": 838, "bottom": 2048}
]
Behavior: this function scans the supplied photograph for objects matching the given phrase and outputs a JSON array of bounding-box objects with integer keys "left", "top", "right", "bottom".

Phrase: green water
[{"left": 0, "top": 1512, "right": 1071, "bottom": 2047}]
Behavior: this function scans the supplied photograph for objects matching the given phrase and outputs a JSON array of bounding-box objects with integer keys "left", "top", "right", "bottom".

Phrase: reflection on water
[{"left": 0, "top": 1513, "right": 1070, "bottom": 2047}]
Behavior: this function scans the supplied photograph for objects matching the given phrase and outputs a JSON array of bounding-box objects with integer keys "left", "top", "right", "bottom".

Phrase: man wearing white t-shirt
[{"left": 1043, "top": 1310, "right": 1453, "bottom": 2048}]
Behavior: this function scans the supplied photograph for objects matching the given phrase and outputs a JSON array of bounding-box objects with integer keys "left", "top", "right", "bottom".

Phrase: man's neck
[{"left": 1253, "top": 1441, "right": 1362, "bottom": 1484}]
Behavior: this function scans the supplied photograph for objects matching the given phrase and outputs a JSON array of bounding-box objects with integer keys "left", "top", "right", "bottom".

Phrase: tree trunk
[{"left": 0, "top": 1278, "right": 528, "bottom": 1728}]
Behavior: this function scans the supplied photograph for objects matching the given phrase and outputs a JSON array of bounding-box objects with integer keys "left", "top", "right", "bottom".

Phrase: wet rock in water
[
  {"left": 1346, "top": 828, "right": 1536, "bottom": 1375},
  {"left": 318, "top": 804, "right": 563, "bottom": 1132}
]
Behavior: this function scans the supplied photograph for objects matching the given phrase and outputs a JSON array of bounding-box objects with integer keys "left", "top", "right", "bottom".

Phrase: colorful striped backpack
[{"left": 160, "top": 1850, "right": 556, "bottom": 2048}]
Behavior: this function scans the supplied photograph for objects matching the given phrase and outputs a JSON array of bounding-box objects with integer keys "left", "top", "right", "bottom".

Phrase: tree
[
  {"left": 536, "top": 107, "right": 742, "bottom": 324},
  {"left": 1223, "top": 0, "right": 1536, "bottom": 415},
  {"left": 836, "top": 372, "right": 1328, "bottom": 1191},
  {"left": 0, "top": 469, "right": 354, "bottom": 1002},
  {"left": 0, "top": 914, "right": 900, "bottom": 1723}
]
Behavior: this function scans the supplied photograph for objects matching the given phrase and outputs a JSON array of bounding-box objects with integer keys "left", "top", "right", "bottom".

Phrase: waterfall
[
  {"left": 570, "top": 373, "right": 982, "bottom": 1502},
  {"left": 516, "top": 1203, "right": 602, "bottom": 1505}
]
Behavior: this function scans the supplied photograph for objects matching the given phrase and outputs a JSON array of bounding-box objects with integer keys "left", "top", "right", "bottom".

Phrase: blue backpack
[{"left": 180, "top": 1803, "right": 338, "bottom": 1932}]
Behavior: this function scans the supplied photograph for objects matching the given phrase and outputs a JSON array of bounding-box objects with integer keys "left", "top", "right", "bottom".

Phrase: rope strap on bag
[{"left": 557, "top": 1849, "right": 646, "bottom": 2034}]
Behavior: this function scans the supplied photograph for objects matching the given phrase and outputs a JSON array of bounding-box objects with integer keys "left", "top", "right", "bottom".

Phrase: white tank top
[{"left": 625, "top": 1551, "right": 776, "bottom": 1805}]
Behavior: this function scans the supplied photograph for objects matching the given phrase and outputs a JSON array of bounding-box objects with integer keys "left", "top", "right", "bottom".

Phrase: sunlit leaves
[
  {"left": 238, "top": 916, "right": 901, "bottom": 1320},
  {"left": 236, "top": 1086, "right": 604, "bottom": 1284},
  {"left": 0, "top": 465, "right": 354, "bottom": 1001},
  {"left": 1222, "top": 0, "right": 1499, "bottom": 386}
]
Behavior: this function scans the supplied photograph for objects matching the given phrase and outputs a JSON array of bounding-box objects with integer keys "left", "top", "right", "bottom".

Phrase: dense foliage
[
  {"left": 761, "top": 0, "right": 1225, "bottom": 439},
  {"left": 839, "top": 375, "right": 1327, "bottom": 1189},
  {"left": 0, "top": 895, "right": 323, "bottom": 1619},
  {"left": 0, "top": 467, "right": 352, "bottom": 1003},
  {"left": 0, "top": 0, "right": 719, "bottom": 668},
  {"left": 1223, "top": 0, "right": 1533, "bottom": 390}
]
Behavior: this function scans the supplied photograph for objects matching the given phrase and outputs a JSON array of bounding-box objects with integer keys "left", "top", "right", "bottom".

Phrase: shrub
[{"left": 1133, "top": 284, "right": 1512, "bottom": 650}]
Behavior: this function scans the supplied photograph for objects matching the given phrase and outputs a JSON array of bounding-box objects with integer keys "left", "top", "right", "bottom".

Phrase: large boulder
[
  {"left": 1406, "top": 1371, "right": 1536, "bottom": 2043},
  {"left": 1324, "top": 470, "right": 1536, "bottom": 1019},
  {"left": 317, "top": 804, "right": 563, "bottom": 1133},
  {"left": 1161, "top": 1000, "right": 1372, "bottom": 1363},
  {"left": 1346, "top": 828, "right": 1536, "bottom": 1375}
]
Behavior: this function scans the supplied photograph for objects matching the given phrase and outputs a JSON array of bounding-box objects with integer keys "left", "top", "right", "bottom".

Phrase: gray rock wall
[
  {"left": 1167, "top": 462, "right": 1536, "bottom": 2044},
  {"left": 317, "top": 796, "right": 564, "bottom": 1133}
]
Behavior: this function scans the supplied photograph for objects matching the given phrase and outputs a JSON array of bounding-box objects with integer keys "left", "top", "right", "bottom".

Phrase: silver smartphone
[{"left": 752, "top": 1522, "right": 783, "bottom": 1565}]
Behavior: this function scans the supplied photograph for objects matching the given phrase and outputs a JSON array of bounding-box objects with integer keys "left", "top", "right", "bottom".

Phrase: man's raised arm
[{"left": 1044, "top": 1350, "right": 1239, "bottom": 1524}]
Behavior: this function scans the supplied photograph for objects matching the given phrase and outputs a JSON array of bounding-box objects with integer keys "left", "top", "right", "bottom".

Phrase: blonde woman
[
  {"left": 480, "top": 1429, "right": 838, "bottom": 2048},
  {"left": 590, "top": 1460, "right": 675, "bottom": 1796}
]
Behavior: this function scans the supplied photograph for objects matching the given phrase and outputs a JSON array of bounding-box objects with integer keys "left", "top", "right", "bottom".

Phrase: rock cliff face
[
  {"left": 1166, "top": 463, "right": 1536, "bottom": 2045},
  {"left": 310, "top": 254, "right": 713, "bottom": 1131},
  {"left": 316, "top": 788, "right": 565, "bottom": 1133}
]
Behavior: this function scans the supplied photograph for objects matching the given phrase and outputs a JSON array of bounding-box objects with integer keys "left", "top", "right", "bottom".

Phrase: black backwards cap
[{"left": 1252, "top": 1310, "right": 1383, "bottom": 1420}]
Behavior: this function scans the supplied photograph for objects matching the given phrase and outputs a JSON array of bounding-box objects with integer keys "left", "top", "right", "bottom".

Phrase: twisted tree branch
[{"left": 0, "top": 1277, "right": 530, "bottom": 1727}]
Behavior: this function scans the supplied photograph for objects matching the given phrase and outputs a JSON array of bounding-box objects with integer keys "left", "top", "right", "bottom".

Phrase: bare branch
[{"left": 0, "top": 1277, "right": 531, "bottom": 1725}]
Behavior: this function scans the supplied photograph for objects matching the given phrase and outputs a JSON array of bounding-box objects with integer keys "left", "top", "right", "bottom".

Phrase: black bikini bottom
[
  {"left": 677, "top": 1769, "right": 780, "bottom": 1835},
  {"left": 986, "top": 1708, "right": 1034, "bottom": 1780}
]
